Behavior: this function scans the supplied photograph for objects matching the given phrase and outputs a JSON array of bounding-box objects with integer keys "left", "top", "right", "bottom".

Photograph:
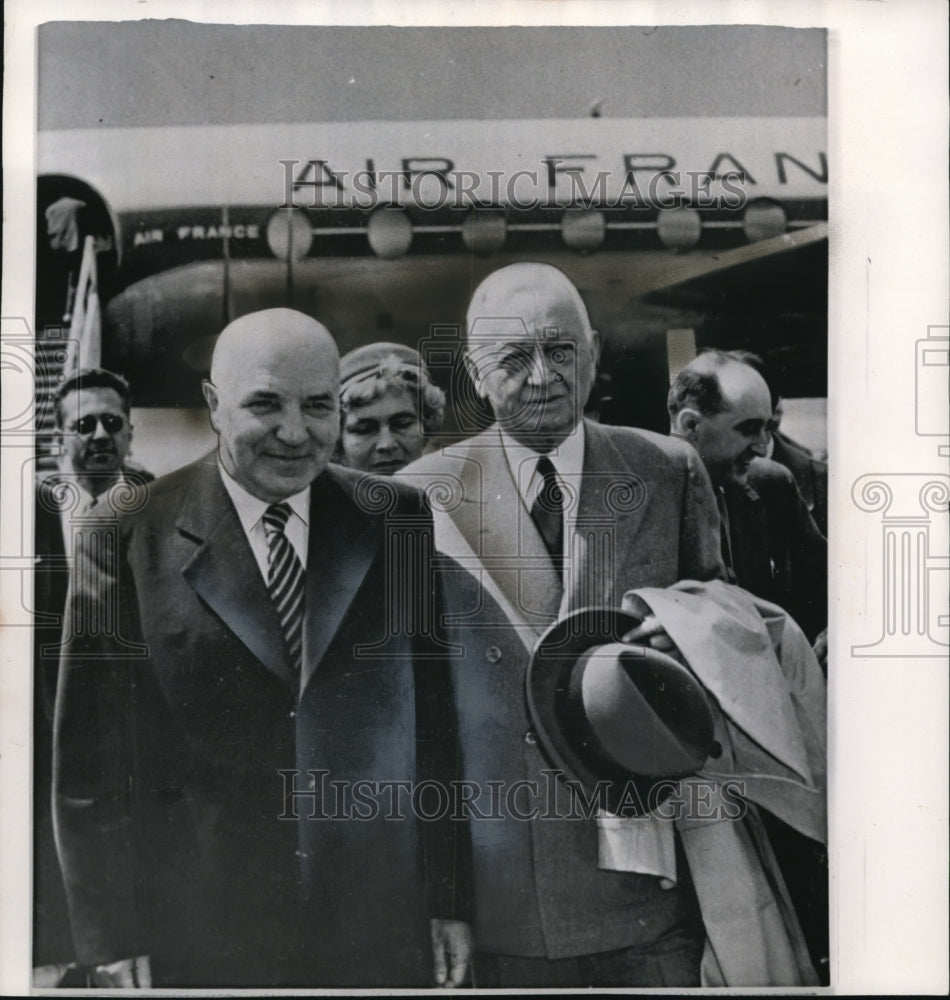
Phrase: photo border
[{"left": 3, "top": 1, "right": 947, "bottom": 994}]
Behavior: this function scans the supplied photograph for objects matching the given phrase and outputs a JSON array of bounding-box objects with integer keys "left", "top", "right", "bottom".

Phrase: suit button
[
  {"left": 486, "top": 645, "right": 502, "bottom": 663},
  {"left": 524, "top": 729, "right": 538, "bottom": 746}
]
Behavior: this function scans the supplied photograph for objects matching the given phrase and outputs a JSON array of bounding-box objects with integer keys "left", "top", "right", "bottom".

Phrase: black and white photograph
[{"left": 1, "top": 1, "right": 947, "bottom": 994}]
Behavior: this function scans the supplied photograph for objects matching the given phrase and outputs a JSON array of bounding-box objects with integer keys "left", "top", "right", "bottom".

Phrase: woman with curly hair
[{"left": 337, "top": 342, "right": 446, "bottom": 475}]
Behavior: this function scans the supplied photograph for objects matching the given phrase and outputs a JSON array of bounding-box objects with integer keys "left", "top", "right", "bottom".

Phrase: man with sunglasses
[
  {"left": 33, "top": 368, "right": 153, "bottom": 984},
  {"left": 36, "top": 369, "right": 153, "bottom": 645},
  {"left": 44, "top": 367, "right": 149, "bottom": 506}
]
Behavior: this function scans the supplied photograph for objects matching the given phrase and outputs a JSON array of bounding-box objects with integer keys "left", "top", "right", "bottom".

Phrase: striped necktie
[
  {"left": 530, "top": 456, "right": 565, "bottom": 577},
  {"left": 262, "top": 503, "right": 305, "bottom": 675}
]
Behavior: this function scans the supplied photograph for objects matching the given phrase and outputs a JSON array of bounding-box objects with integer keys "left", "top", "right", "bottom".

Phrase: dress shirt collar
[
  {"left": 217, "top": 461, "right": 311, "bottom": 535},
  {"left": 500, "top": 420, "right": 586, "bottom": 505}
]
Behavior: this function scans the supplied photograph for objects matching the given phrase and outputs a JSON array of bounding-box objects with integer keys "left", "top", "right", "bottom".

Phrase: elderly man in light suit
[
  {"left": 399, "top": 263, "right": 724, "bottom": 987},
  {"left": 53, "top": 309, "right": 471, "bottom": 988}
]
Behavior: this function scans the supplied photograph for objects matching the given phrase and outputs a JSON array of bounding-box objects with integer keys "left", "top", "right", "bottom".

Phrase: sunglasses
[{"left": 69, "top": 413, "right": 126, "bottom": 435}]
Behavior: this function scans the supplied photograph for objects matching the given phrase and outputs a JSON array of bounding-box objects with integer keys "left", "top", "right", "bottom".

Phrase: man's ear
[
  {"left": 201, "top": 380, "right": 221, "bottom": 432},
  {"left": 588, "top": 328, "right": 602, "bottom": 370},
  {"left": 671, "top": 407, "right": 702, "bottom": 439}
]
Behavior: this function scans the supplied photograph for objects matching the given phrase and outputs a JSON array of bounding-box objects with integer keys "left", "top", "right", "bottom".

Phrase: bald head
[
  {"left": 466, "top": 262, "right": 594, "bottom": 345},
  {"left": 203, "top": 309, "right": 341, "bottom": 502},
  {"left": 465, "top": 263, "right": 600, "bottom": 450},
  {"left": 210, "top": 308, "right": 337, "bottom": 385},
  {"left": 668, "top": 352, "right": 772, "bottom": 487}
]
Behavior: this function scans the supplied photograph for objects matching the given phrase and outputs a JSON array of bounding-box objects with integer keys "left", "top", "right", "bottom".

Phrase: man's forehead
[
  {"left": 236, "top": 378, "right": 336, "bottom": 398},
  {"left": 61, "top": 386, "right": 125, "bottom": 412},
  {"left": 474, "top": 287, "right": 584, "bottom": 326},
  {"left": 233, "top": 364, "right": 338, "bottom": 396},
  {"left": 468, "top": 316, "right": 583, "bottom": 345},
  {"left": 718, "top": 396, "right": 772, "bottom": 429},
  {"left": 467, "top": 298, "right": 593, "bottom": 356}
]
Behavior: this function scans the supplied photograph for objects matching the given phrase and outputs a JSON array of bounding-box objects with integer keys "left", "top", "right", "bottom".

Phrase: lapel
[
  {"left": 299, "top": 467, "right": 381, "bottom": 693},
  {"left": 567, "top": 420, "right": 652, "bottom": 609},
  {"left": 446, "top": 427, "right": 562, "bottom": 631},
  {"left": 34, "top": 476, "right": 70, "bottom": 630},
  {"left": 178, "top": 457, "right": 298, "bottom": 691},
  {"left": 35, "top": 475, "right": 67, "bottom": 559}
]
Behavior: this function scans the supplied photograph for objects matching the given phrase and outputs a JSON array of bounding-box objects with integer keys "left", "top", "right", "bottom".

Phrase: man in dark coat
[
  {"left": 667, "top": 349, "right": 828, "bottom": 979},
  {"left": 770, "top": 427, "right": 829, "bottom": 538},
  {"left": 723, "top": 350, "right": 829, "bottom": 537},
  {"left": 53, "top": 310, "right": 471, "bottom": 987},
  {"left": 33, "top": 368, "right": 152, "bottom": 982},
  {"left": 668, "top": 350, "right": 827, "bottom": 645}
]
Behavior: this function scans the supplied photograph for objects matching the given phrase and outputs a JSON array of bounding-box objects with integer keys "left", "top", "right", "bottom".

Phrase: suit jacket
[
  {"left": 722, "top": 458, "right": 827, "bottom": 643},
  {"left": 34, "top": 468, "right": 153, "bottom": 969},
  {"left": 53, "top": 456, "right": 467, "bottom": 987},
  {"left": 399, "top": 420, "right": 724, "bottom": 960},
  {"left": 770, "top": 432, "right": 828, "bottom": 537},
  {"left": 35, "top": 469, "right": 156, "bottom": 716}
]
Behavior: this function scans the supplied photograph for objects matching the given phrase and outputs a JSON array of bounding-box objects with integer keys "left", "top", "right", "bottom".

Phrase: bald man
[
  {"left": 399, "top": 264, "right": 723, "bottom": 986},
  {"left": 667, "top": 349, "right": 829, "bottom": 979},
  {"left": 668, "top": 350, "right": 827, "bottom": 645},
  {"left": 53, "top": 309, "right": 471, "bottom": 987}
]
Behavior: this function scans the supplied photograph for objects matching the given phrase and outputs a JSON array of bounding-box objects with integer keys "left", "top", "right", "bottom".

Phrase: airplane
[{"left": 36, "top": 115, "right": 827, "bottom": 473}]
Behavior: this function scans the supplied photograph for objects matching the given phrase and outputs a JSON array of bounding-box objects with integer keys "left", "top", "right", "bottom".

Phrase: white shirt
[
  {"left": 500, "top": 421, "right": 586, "bottom": 579},
  {"left": 218, "top": 463, "right": 310, "bottom": 582}
]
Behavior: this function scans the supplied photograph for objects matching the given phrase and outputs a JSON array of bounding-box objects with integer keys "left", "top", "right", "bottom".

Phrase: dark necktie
[
  {"left": 716, "top": 489, "right": 738, "bottom": 584},
  {"left": 262, "top": 503, "right": 305, "bottom": 675},
  {"left": 530, "top": 456, "right": 564, "bottom": 577}
]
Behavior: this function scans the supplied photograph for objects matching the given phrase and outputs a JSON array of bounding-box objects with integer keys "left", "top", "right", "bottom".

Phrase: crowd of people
[{"left": 33, "top": 262, "right": 828, "bottom": 988}]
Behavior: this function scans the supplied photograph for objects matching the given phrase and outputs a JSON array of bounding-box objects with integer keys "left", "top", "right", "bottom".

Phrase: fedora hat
[{"left": 526, "top": 606, "right": 716, "bottom": 816}]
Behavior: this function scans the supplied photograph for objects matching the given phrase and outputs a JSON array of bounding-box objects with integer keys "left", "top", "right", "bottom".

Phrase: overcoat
[
  {"left": 34, "top": 468, "right": 152, "bottom": 969},
  {"left": 53, "top": 456, "right": 467, "bottom": 987},
  {"left": 722, "top": 457, "right": 827, "bottom": 643},
  {"left": 770, "top": 432, "right": 828, "bottom": 537},
  {"left": 400, "top": 420, "right": 723, "bottom": 959}
]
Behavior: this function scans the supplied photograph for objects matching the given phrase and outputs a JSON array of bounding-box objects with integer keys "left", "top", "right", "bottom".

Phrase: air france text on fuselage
[{"left": 279, "top": 151, "right": 827, "bottom": 212}]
